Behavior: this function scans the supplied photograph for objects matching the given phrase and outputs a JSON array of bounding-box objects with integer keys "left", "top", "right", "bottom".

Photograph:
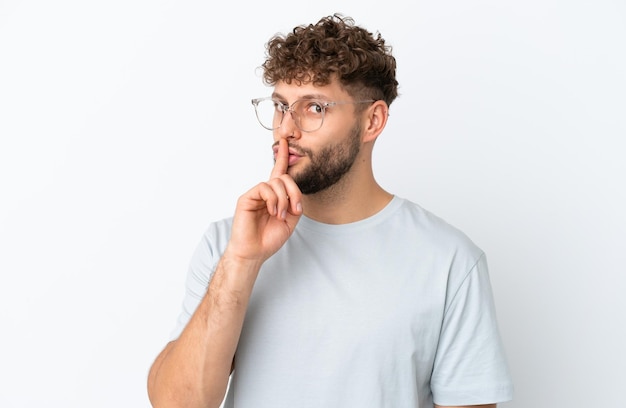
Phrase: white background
[{"left": 1, "top": 1, "right": 624, "bottom": 407}]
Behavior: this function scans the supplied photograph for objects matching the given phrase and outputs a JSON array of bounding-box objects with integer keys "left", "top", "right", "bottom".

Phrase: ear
[{"left": 361, "top": 100, "right": 389, "bottom": 143}]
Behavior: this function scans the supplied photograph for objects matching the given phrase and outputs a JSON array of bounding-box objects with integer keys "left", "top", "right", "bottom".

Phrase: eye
[
  {"left": 273, "top": 100, "right": 288, "bottom": 112},
  {"left": 304, "top": 101, "right": 324, "bottom": 115}
]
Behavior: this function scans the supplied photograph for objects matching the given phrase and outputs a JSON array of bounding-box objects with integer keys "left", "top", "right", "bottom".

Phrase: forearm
[{"left": 148, "top": 252, "right": 262, "bottom": 408}]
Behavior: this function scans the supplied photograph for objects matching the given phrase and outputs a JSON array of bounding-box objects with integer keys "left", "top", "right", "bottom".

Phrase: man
[{"left": 148, "top": 14, "right": 513, "bottom": 408}]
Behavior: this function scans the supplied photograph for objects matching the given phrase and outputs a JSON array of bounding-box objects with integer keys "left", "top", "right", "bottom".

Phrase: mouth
[{"left": 273, "top": 144, "right": 305, "bottom": 166}]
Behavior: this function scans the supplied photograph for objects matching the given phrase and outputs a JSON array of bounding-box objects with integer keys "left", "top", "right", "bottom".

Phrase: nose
[{"left": 275, "top": 110, "right": 301, "bottom": 141}]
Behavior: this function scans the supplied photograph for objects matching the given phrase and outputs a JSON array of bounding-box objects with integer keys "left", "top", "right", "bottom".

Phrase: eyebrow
[{"left": 271, "top": 92, "right": 332, "bottom": 102}]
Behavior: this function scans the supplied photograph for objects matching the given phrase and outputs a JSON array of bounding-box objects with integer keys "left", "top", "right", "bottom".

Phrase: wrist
[
  {"left": 221, "top": 246, "right": 265, "bottom": 271},
  {"left": 210, "top": 248, "right": 264, "bottom": 300}
]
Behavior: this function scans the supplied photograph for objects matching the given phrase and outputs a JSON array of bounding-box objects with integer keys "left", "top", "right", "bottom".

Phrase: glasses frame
[{"left": 251, "top": 97, "right": 375, "bottom": 133}]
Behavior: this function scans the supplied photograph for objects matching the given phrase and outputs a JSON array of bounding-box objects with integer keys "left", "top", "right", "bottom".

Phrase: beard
[{"left": 290, "top": 122, "right": 362, "bottom": 195}]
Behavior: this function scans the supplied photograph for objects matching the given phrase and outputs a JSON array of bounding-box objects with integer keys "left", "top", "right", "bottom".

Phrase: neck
[{"left": 301, "top": 166, "right": 393, "bottom": 224}]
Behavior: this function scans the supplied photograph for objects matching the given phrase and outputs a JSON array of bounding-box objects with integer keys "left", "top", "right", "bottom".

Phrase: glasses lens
[
  {"left": 253, "top": 99, "right": 325, "bottom": 132},
  {"left": 292, "top": 100, "right": 324, "bottom": 132},
  {"left": 254, "top": 99, "right": 282, "bottom": 130}
]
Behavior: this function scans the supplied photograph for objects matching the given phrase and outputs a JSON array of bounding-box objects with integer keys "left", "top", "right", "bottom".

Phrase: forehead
[{"left": 273, "top": 78, "right": 350, "bottom": 102}]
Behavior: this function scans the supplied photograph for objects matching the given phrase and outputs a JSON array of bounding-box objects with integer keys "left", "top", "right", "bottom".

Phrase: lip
[
  {"left": 273, "top": 145, "right": 304, "bottom": 166},
  {"left": 287, "top": 152, "right": 301, "bottom": 166}
]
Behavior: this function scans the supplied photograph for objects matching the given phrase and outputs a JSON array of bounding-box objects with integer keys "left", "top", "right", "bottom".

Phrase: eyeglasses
[{"left": 251, "top": 97, "right": 375, "bottom": 133}]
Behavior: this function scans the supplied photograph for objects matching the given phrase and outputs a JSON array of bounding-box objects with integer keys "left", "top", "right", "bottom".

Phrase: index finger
[{"left": 270, "top": 138, "right": 289, "bottom": 179}]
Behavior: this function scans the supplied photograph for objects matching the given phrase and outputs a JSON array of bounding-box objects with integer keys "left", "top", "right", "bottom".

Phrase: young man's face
[{"left": 271, "top": 79, "right": 364, "bottom": 195}]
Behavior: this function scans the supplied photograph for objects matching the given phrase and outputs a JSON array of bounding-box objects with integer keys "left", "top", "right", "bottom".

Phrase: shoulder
[
  {"left": 392, "top": 197, "right": 488, "bottom": 292},
  {"left": 188, "top": 216, "right": 233, "bottom": 270},
  {"left": 393, "top": 196, "right": 483, "bottom": 259},
  {"left": 199, "top": 217, "right": 233, "bottom": 252}
]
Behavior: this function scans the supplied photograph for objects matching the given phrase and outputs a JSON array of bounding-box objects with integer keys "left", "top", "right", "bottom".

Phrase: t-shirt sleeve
[
  {"left": 430, "top": 253, "right": 514, "bottom": 406},
  {"left": 168, "top": 220, "right": 231, "bottom": 340}
]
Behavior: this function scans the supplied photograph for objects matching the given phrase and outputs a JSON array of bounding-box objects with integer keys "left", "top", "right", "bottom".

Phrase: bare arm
[
  {"left": 147, "top": 139, "right": 302, "bottom": 408},
  {"left": 147, "top": 253, "right": 264, "bottom": 407}
]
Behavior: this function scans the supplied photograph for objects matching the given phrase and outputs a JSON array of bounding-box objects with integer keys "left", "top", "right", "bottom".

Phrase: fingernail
[
  {"left": 296, "top": 203, "right": 302, "bottom": 213},
  {"left": 281, "top": 210, "right": 287, "bottom": 219}
]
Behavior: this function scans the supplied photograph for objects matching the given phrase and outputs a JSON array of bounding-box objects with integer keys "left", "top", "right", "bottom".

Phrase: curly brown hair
[{"left": 261, "top": 14, "right": 399, "bottom": 107}]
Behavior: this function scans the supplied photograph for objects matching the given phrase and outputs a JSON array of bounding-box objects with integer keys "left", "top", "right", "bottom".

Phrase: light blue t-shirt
[{"left": 171, "top": 196, "right": 513, "bottom": 407}]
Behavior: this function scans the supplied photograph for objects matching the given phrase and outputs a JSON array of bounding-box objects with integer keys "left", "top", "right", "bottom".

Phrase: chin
[{"left": 286, "top": 164, "right": 304, "bottom": 178}]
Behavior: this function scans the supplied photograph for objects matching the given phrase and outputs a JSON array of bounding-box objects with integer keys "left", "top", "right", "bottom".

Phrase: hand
[{"left": 226, "top": 138, "right": 303, "bottom": 263}]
